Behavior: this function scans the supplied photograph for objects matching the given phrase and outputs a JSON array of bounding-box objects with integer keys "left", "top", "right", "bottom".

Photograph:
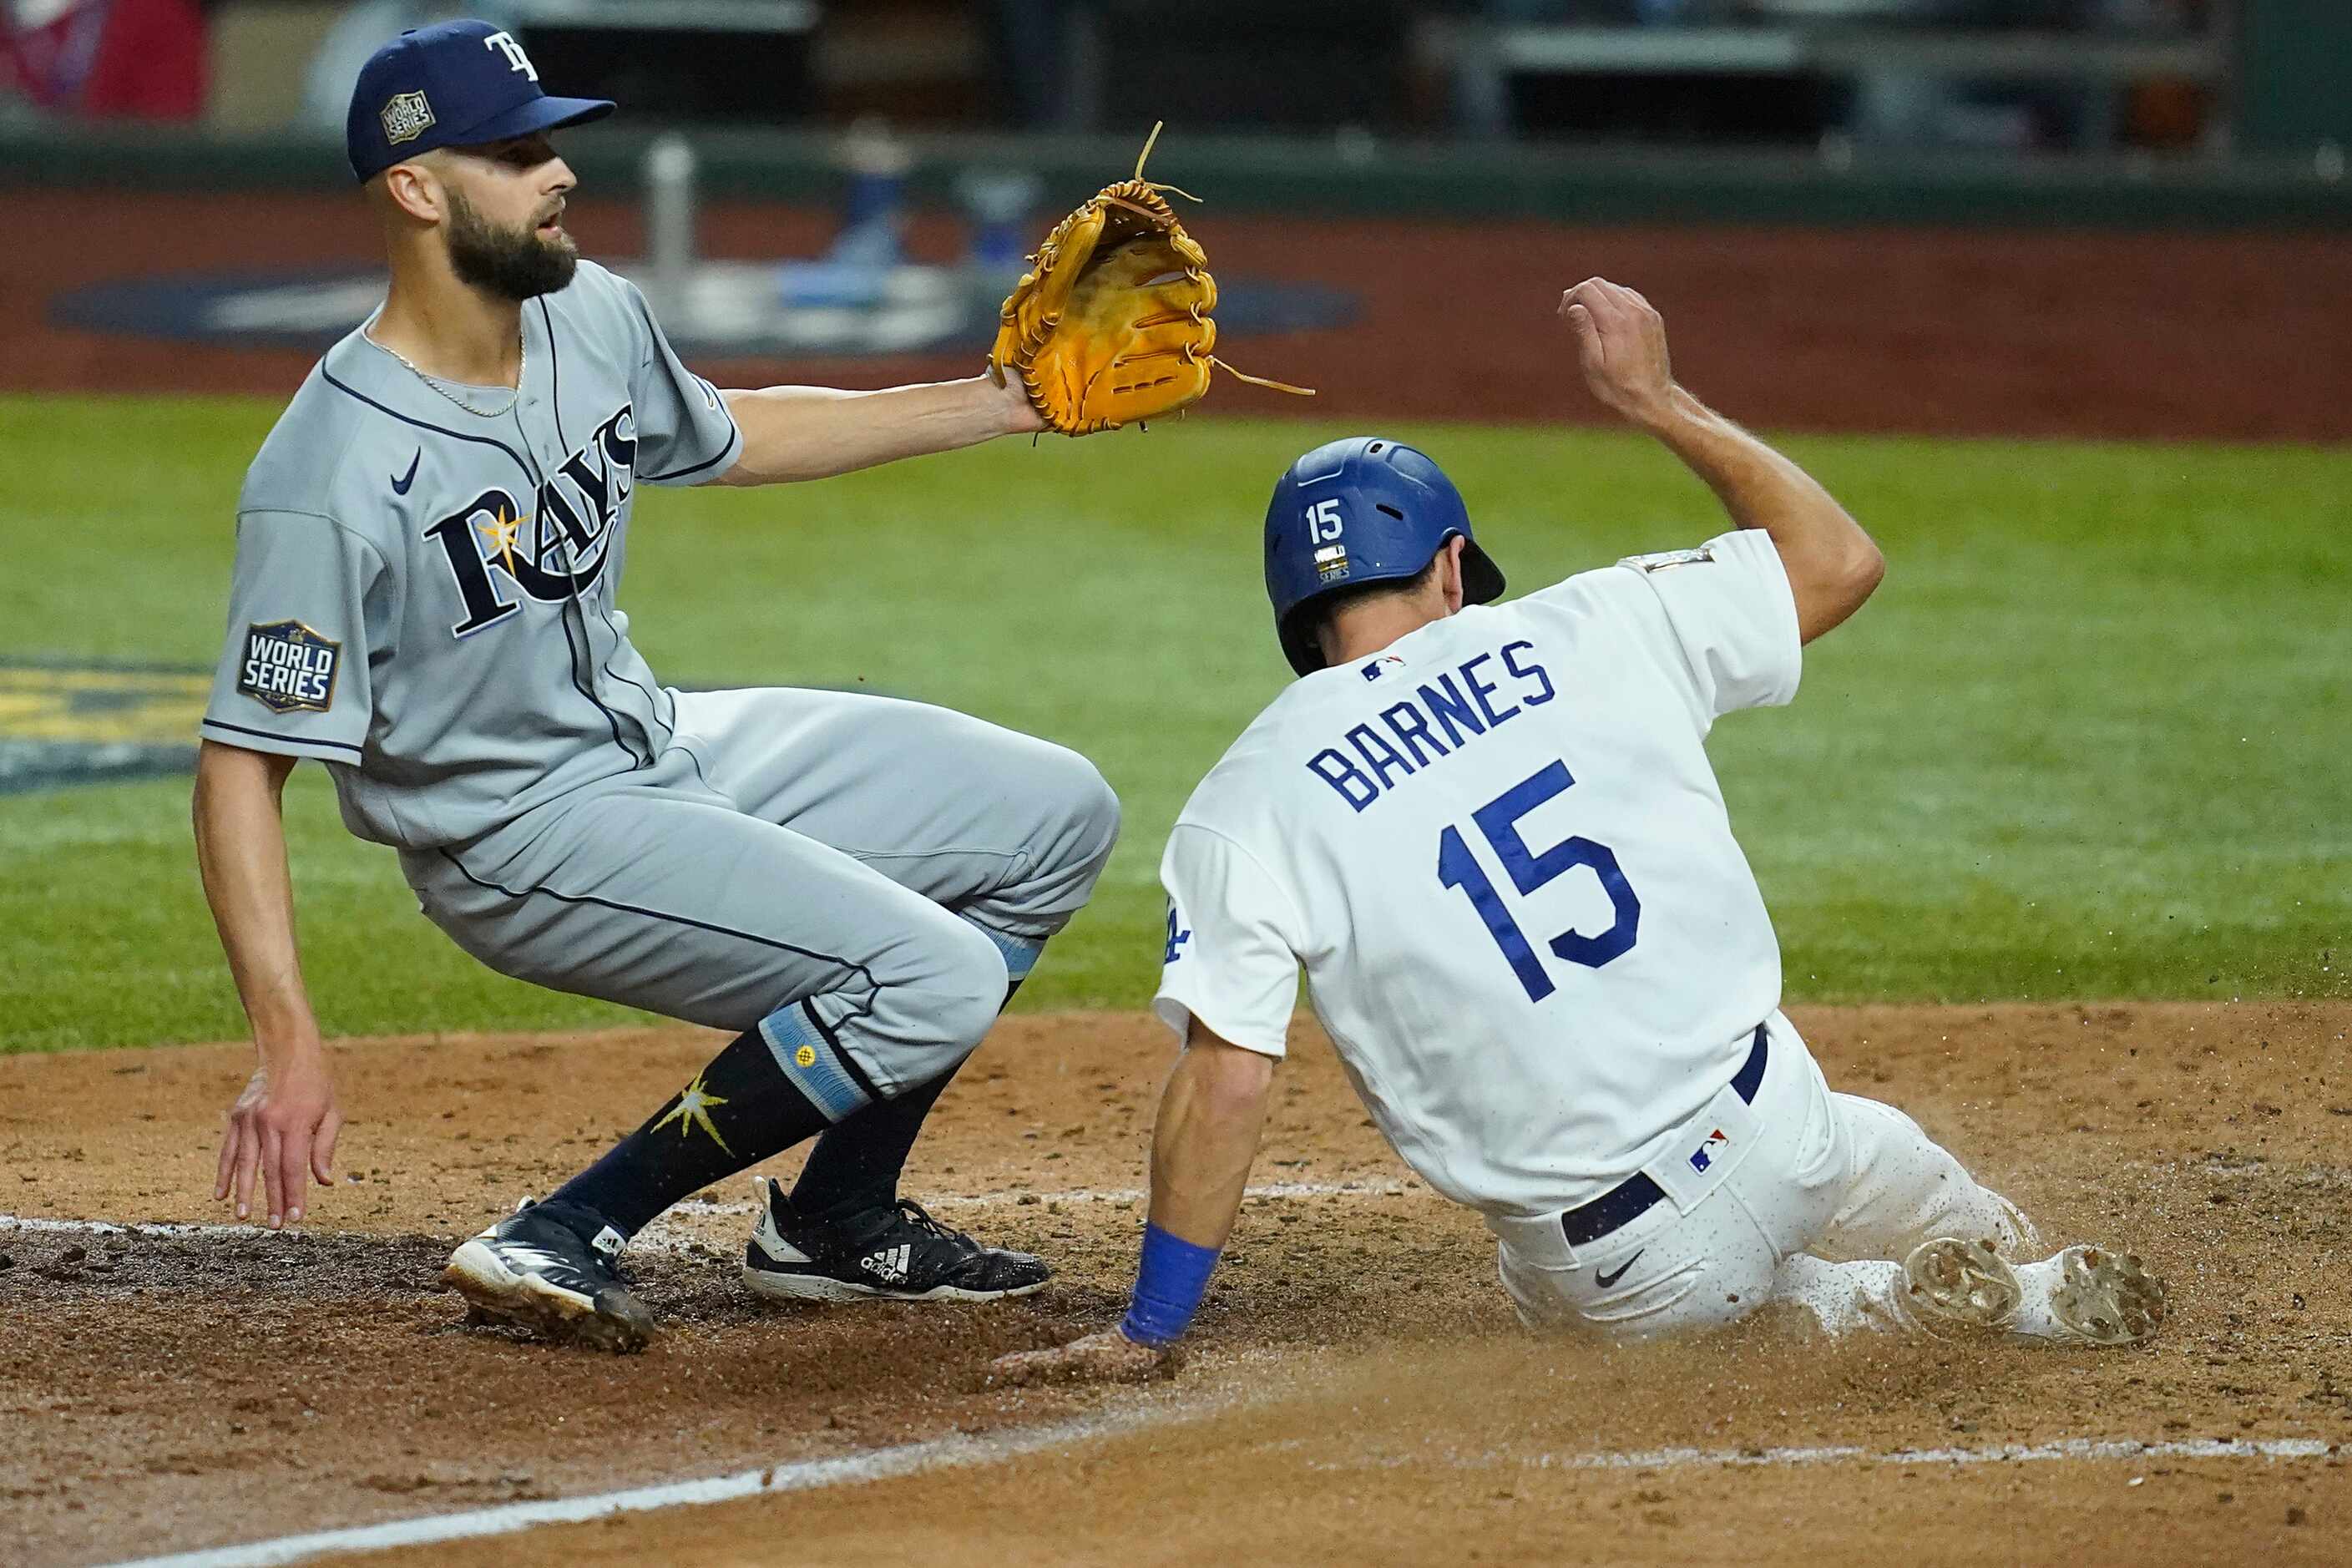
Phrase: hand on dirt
[
  {"left": 1560, "top": 277, "right": 1676, "bottom": 430},
  {"left": 216, "top": 1049, "right": 341, "bottom": 1230},
  {"left": 989, "top": 1328, "right": 1175, "bottom": 1388}
]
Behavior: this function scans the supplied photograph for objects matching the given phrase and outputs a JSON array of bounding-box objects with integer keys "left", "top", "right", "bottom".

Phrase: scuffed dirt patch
[{"left": 4, "top": 1001, "right": 2350, "bottom": 1565}]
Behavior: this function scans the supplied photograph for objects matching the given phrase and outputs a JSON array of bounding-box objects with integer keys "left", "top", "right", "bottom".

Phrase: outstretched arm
[
  {"left": 716, "top": 374, "right": 1044, "bottom": 487},
  {"left": 1560, "top": 277, "right": 1884, "bottom": 645},
  {"left": 192, "top": 740, "right": 342, "bottom": 1229},
  {"left": 994, "top": 1023, "right": 1276, "bottom": 1384}
]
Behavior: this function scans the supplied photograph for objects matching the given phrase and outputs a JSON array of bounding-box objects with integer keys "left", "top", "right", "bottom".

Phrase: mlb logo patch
[
  {"left": 238, "top": 620, "right": 341, "bottom": 715},
  {"left": 380, "top": 91, "right": 435, "bottom": 145},
  {"left": 1688, "top": 1126, "right": 1732, "bottom": 1174},
  {"left": 1360, "top": 654, "right": 1404, "bottom": 682}
]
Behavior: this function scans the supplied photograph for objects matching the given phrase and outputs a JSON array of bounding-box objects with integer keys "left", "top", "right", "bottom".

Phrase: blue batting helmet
[{"left": 1263, "top": 437, "right": 1505, "bottom": 676}]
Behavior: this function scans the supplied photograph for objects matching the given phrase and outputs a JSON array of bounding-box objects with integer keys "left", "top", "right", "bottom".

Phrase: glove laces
[{"left": 1124, "top": 120, "right": 1316, "bottom": 406}]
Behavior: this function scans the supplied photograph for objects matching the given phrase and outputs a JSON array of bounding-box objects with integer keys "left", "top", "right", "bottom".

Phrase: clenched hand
[{"left": 1560, "top": 277, "right": 1677, "bottom": 430}]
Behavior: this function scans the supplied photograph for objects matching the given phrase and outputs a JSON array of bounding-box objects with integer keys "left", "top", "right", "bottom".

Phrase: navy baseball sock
[
  {"left": 787, "top": 977, "right": 1024, "bottom": 1222},
  {"left": 548, "top": 1024, "right": 832, "bottom": 1239}
]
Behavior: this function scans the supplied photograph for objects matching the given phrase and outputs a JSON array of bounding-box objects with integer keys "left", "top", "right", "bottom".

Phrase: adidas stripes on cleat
[{"left": 741, "top": 1177, "right": 1051, "bottom": 1305}]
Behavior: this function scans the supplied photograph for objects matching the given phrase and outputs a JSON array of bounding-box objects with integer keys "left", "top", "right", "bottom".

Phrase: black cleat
[
  {"left": 742, "top": 1177, "right": 1051, "bottom": 1304},
  {"left": 442, "top": 1199, "right": 656, "bottom": 1353}
]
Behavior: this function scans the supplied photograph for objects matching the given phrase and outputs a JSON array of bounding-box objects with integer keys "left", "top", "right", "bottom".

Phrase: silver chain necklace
[{"left": 366, "top": 320, "right": 526, "bottom": 419}]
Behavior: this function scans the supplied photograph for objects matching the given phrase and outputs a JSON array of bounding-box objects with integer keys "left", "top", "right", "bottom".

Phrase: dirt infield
[
  {"left": 6, "top": 188, "right": 2350, "bottom": 442},
  {"left": 6, "top": 1001, "right": 2349, "bottom": 1565}
]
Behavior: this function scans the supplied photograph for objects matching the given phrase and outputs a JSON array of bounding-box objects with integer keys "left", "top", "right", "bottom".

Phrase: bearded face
[{"left": 443, "top": 185, "right": 579, "bottom": 301}]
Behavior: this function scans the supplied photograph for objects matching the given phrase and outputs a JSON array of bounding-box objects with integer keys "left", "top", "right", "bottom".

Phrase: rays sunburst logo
[{"left": 652, "top": 1070, "right": 732, "bottom": 1154}]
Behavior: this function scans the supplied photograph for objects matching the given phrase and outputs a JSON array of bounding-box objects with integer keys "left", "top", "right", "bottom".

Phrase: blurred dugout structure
[
  {"left": 1436, "top": 1, "right": 2228, "bottom": 152},
  {"left": 3, "top": 0, "right": 2336, "bottom": 162}
]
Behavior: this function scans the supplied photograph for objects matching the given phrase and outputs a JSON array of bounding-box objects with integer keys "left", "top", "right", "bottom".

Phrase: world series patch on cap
[
  {"left": 238, "top": 620, "right": 341, "bottom": 715},
  {"left": 380, "top": 91, "right": 436, "bottom": 146},
  {"left": 345, "top": 18, "right": 614, "bottom": 183}
]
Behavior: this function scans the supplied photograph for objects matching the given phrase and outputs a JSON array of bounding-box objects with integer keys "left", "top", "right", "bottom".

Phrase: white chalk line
[
  {"left": 0, "top": 1181, "right": 1417, "bottom": 1257},
  {"left": 1295, "top": 1434, "right": 2340, "bottom": 1474},
  {"left": 668, "top": 1178, "right": 1413, "bottom": 1217},
  {"left": 98, "top": 1422, "right": 2342, "bottom": 1568},
  {"left": 98, "top": 1394, "right": 1222, "bottom": 1568}
]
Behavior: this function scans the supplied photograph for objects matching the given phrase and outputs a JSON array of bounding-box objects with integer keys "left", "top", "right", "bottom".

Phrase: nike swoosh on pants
[{"left": 1595, "top": 1250, "right": 1643, "bottom": 1288}]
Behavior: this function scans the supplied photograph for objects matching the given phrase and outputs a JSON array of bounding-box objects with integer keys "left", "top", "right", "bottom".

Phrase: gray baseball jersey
[
  {"left": 204, "top": 257, "right": 742, "bottom": 848},
  {"left": 204, "top": 260, "right": 1120, "bottom": 1108}
]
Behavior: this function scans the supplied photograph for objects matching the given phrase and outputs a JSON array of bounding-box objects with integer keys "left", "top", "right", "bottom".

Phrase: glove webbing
[{"left": 1117, "top": 122, "right": 1314, "bottom": 408}]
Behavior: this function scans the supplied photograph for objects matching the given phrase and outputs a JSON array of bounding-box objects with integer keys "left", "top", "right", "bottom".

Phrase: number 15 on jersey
[{"left": 1437, "top": 759, "right": 1641, "bottom": 1003}]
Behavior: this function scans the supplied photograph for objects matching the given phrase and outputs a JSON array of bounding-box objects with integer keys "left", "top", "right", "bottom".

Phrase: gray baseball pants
[{"left": 401, "top": 686, "right": 1119, "bottom": 1113}]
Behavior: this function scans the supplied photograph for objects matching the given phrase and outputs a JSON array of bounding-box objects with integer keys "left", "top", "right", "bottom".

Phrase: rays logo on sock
[
  {"left": 861, "top": 1244, "right": 910, "bottom": 1285},
  {"left": 1689, "top": 1126, "right": 1731, "bottom": 1173},
  {"left": 651, "top": 1070, "right": 733, "bottom": 1155},
  {"left": 237, "top": 620, "right": 341, "bottom": 714}
]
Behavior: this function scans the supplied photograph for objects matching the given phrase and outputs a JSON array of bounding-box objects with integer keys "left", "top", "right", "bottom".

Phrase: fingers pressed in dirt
[
  {"left": 229, "top": 1121, "right": 261, "bottom": 1221},
  {"left": 260, "top": 1125, "right": 286, "bottom": 1228},
  {"left": 989, "top": 1328, "right": 1177, "bottom": 1389}
]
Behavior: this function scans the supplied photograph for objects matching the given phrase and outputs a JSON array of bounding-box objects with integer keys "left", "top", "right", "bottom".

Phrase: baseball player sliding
[
  {"left": 193, "top": 21, "right": 1201, "bottom": 1351},
  {"left": 997, "top": 280, "right": 2166, "bottom": 1384}
]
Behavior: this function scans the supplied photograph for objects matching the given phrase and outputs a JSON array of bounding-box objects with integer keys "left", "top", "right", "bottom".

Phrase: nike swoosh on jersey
[
  {"left": 1595, "top": 1251, "right": 1643, "bottom": 1289},
  {"left": 391, "top": 448, "right": 421, "bottom": 495}
]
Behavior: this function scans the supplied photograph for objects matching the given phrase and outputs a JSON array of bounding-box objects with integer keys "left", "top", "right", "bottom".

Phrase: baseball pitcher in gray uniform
[{"left": 194, "top": 20, "right": 1118, "bottom": 1350}]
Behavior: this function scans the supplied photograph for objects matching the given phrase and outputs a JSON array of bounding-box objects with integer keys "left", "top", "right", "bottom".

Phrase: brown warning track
[
  {"left": 3, "top": 1002, "right": 2349, "bottom": 1565},
  {"left": 5, "top": 189, "right": 2349, "bottom": 442}
]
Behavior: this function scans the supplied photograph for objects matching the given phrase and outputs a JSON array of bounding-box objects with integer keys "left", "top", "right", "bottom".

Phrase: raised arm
[
  {"left": 715, "top": 374, "right": 1044, "bottom": 487},
  {"left": 1560, "top": 277, "right": 1884, "bottom": 645},
  {"left": 192, "top": 740, "right": 341, "bottom": 1229},
  {"left": 994, "top": 1021, "right": 1276, "bottom": 1384}
]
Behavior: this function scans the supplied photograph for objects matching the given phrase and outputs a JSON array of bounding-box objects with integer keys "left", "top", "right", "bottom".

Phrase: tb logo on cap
[{"left": 482, "top": 29, "right": 539, "bottom": 80}]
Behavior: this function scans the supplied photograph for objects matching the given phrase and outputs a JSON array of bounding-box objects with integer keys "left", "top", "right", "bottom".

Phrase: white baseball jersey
[{"left": 1154, "top": 529, "right": 1803, "bottom": 1220}]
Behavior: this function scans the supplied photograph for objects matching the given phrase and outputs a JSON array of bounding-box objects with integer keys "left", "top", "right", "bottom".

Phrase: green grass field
[{"left": 2, "top": 393, "right": 2345, "bottom": 1054}]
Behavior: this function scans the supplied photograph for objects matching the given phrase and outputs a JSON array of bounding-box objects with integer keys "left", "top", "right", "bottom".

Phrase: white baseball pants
[{"left": 1489, "top": 1012, "right": 2035, "bottom": 1338}]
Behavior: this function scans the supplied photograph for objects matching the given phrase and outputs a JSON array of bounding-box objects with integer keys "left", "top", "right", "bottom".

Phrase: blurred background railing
[{"left": 2, "top": 1, "right": 2344, "bottom": 224}]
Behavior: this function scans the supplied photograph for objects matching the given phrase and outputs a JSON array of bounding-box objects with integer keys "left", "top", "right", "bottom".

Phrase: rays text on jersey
[{"left": 422, "top": 405, "right": 639, "bottom": 636}]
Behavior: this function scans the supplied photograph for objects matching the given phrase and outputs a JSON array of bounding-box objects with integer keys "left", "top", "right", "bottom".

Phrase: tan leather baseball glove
[{"left": 987, "top": 124, "right": 1312, "bottom": 436}]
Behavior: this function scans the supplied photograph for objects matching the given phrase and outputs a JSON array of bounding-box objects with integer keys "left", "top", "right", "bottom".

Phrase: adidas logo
[{"left": 860, "top": 1243, "right": 911, "bottom": 1285}]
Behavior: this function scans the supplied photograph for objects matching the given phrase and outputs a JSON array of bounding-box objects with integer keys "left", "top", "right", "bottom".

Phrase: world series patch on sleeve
[{"left": 237, "top": 620, "right": 342, "bottom": 714}]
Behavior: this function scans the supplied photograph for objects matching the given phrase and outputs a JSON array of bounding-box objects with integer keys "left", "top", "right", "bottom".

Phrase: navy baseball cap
[{"left": 346, "top": 19, "right": 614, "bottom": 182}]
